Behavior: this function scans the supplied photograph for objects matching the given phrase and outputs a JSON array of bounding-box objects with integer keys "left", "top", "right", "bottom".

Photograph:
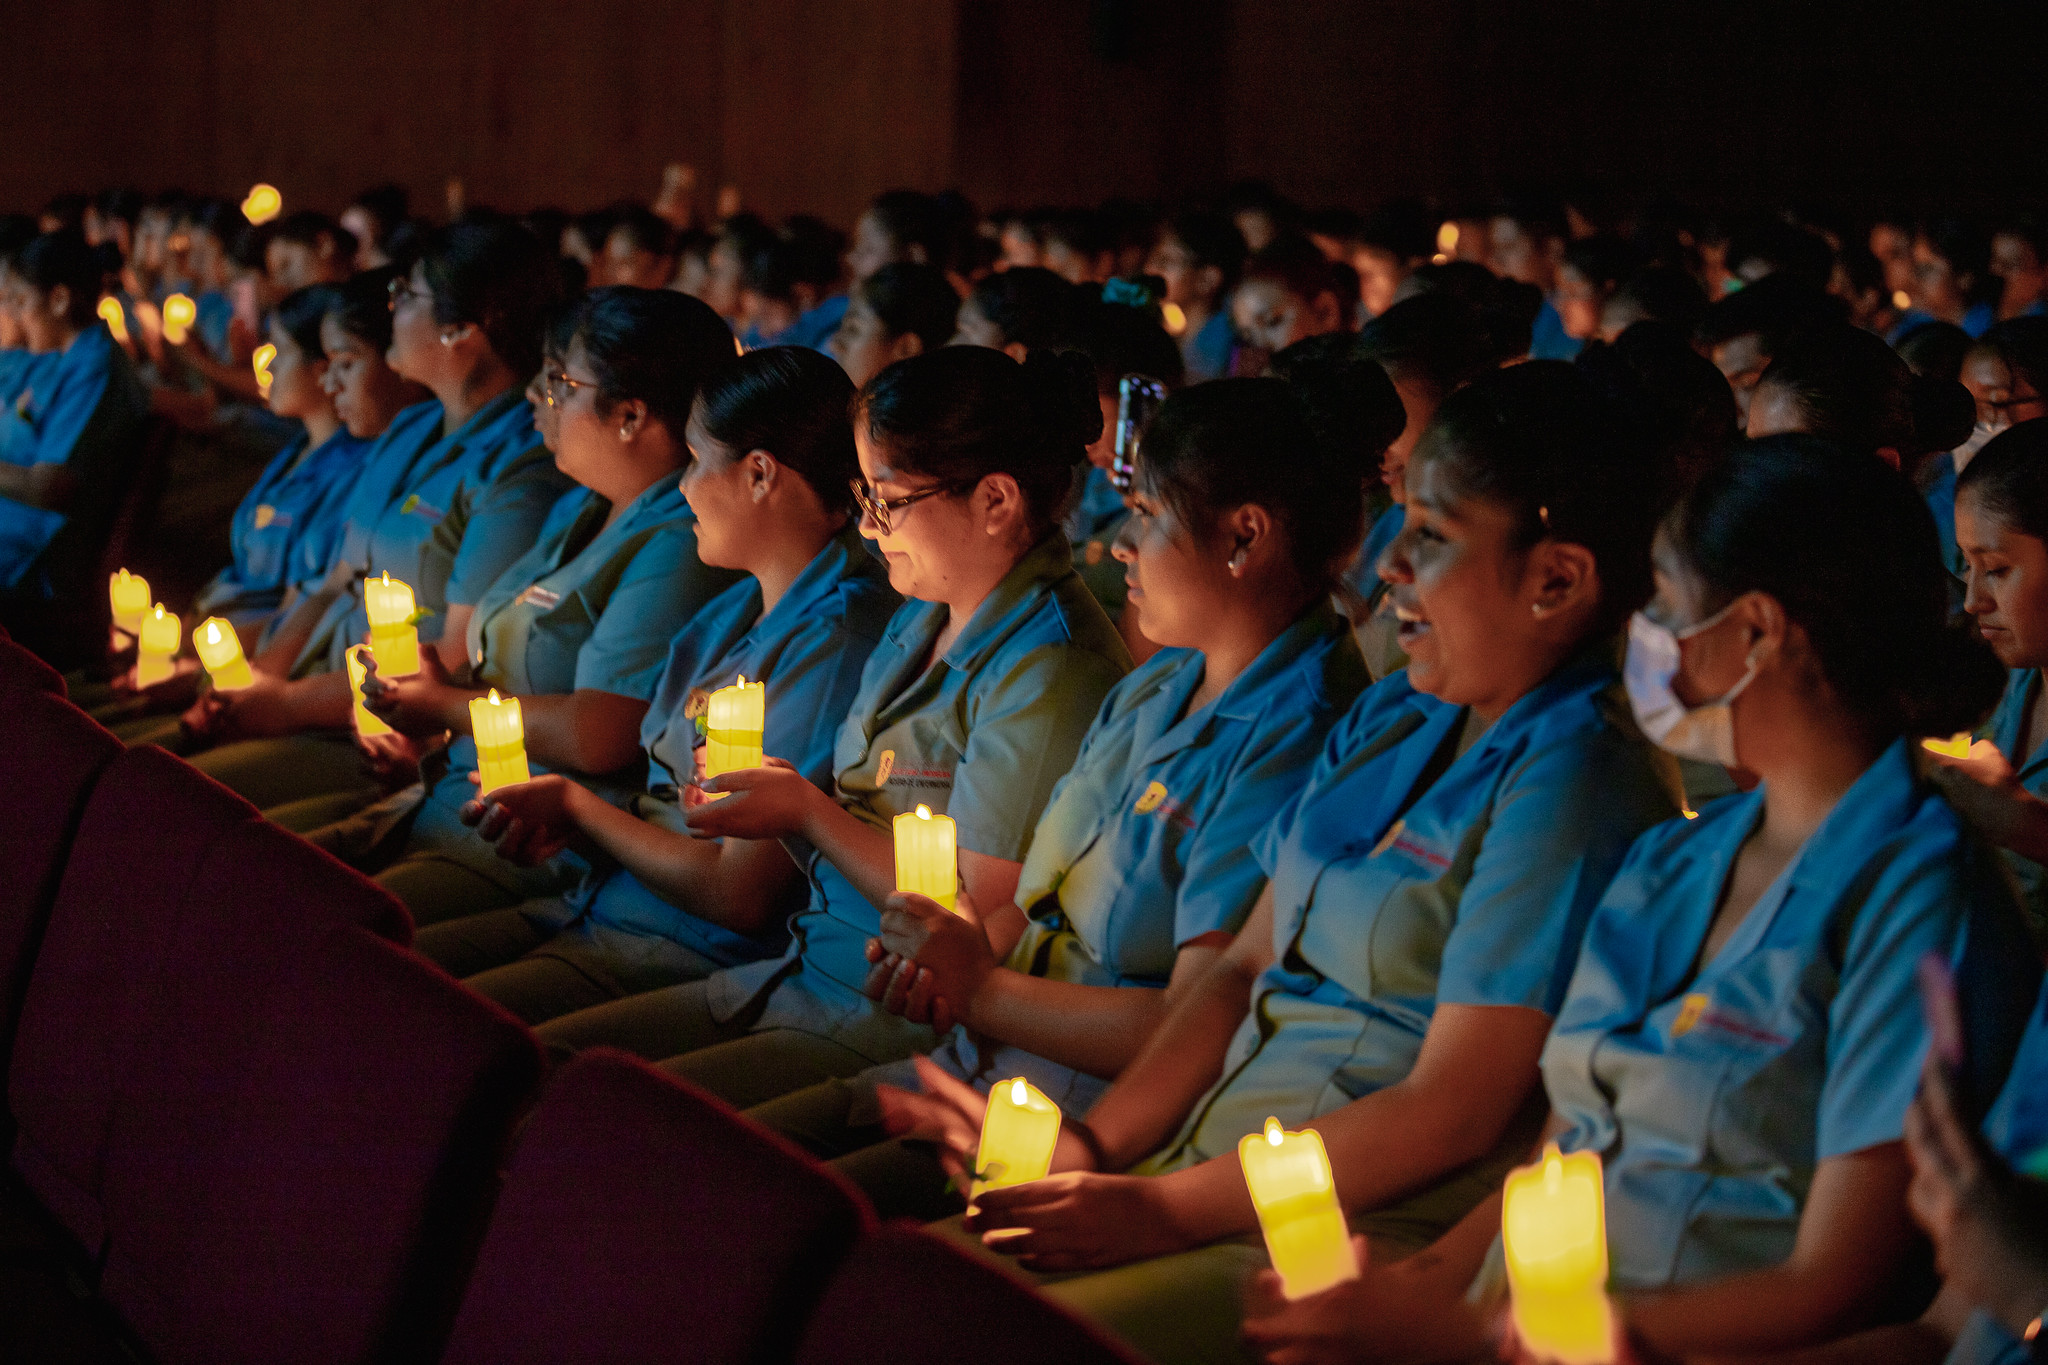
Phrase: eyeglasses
[
  {"left": 849, "top": 477, "right": 960, "bottom": 535},
  {"left": 542, "top": 367, "right": 599, "bottom": 408},
  {"left": 386, "top": 277, "right": 427, "bottom": 311}
]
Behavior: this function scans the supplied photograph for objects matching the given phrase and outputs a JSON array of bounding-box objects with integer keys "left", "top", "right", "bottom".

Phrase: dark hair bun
[
  {"left": 1019, "top": 347, "right": 1105, "bottom": 453},
  {"left": 1909, "top": 371, "right": 1977, "bottom": 456},
  {"left": 1267, "top": 334, "right": 1408, "bottom": 483}
]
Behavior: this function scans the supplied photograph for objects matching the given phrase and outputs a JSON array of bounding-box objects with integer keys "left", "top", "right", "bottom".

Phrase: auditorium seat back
[
  {"left": 440, "top": 1050, "right": 873, "bottom": 1365},
  {"left": 792, "top": 1224, "right": 1148, "bottom": 1365},
  {"left": 0, "top": 628, "right": 66, "bottom": 695}
]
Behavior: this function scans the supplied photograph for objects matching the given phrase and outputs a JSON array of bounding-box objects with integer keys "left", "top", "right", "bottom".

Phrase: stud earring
[
  {"left": 1227, "top": 550, "right": 1246, "bottom": 577},
  {"left": 1531, "top": 601, "right": 1547, "bottom": 618},
  {"left": 619, "top": 426, "right": 631, "bottom": 440},
  {"left": 439, "top": 331, "right": 456, "bottom": 347}
]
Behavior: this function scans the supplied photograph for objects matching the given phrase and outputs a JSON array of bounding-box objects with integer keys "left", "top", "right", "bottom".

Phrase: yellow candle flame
[
  {"left": 253, "top": 342, "right": 276, "bottom": 396},
  {"left": 1893, "top": 289, "right": 1913, "bottom": 311},
  {"left": 205, "top": 620, "right": 221, "bottom": 645},
  {"left": 162, "top": 292, "right": 196, "bottom": 345},
  {"left": 241, "top": 183, "right": 282, "bottom": 225},
  {"left": 1160, "top": 300, "right": 1188, "bottom": 336},
  {"left": 488, "top": 688, "right": 502, "bottom": 705},
  {"left": 151, "top": 604, "right": 164, "bottom": 622},
  {"left": 1438, "top": 221, "right": 1460, "bottom": 254},
  {"left": 917, "top": 804, "right": 932, "bottom": 820},
  {"left": 1266, "top": 1116, "right": 1284, "bottom": 1145},
  {"left": 1012, "top": 1078, "right": 1028, "bottom": 1105},
  {"left": 97, "top": 297, "right": 129, "bottom": 343}
]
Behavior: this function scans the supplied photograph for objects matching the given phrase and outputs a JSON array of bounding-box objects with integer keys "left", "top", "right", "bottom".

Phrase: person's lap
[{"left": 186, "top": 730, "right": 375, "bottom": 810}]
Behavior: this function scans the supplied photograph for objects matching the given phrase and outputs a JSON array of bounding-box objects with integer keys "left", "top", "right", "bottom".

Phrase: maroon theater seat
[
  {"left": 792, "top": 1224, "right": 1148, "bottom": 1365},
  {"left": 440, "top": 1050, "right": 873, "bottom": 1365},
  {"left": 0, "top": 628, "right": 65, "bottom": 696}
]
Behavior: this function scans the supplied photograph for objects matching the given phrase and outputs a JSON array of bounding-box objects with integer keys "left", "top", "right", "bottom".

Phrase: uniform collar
[
  {"left": 938, "top": 531, "right": 1080, "bottom": 672},
  {"left": 445, "top": 387, "right": 530, "bottom": 449},
  {"left": 1995, "top": 669, "right": 2048, "bottom": 778},
  {"left": 1212, "top": 602, "right": 1345, "bottom": 722},
  {"left": 756, "top": 523, "right": 879, "bottom": 638}
]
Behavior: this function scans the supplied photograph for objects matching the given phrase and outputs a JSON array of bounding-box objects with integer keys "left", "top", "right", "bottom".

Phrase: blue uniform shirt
[
  {"left": 574, "top": 525, "right": 901, "bottom": 968},
  {"left": 922, "top": 603, "right": 1370, "bottom": 1110},
  {"left": 1985, "top": 976, "right": 2048, "bottom": 1178},
  {"left": 1529, "top": 297, "right": 1584, "bottom": 362},
  {"left": 407, "top": 478, "right": 743, "bottom": 893},
  {"left": 194, "top": 426, "right": 373, "bottom": 628},
  {"left": 0, "top": 322, "right": 148, "bottom": 593},
  {"left": 1544, "top": 740, "right": 2041, "bottom": 1290},
  {"left": 1983, "top": 668, "right": 2048, "bottom": 941},
  {"left": 702, "top": 532, "right": 1131, "bottom": 1061},
  {"left": 1184, "top": 311, "right": 1235, "bottom": 384},
  {"left": 290, "top": 391, "right": 570, "bottom": 674},
  {"left": 1066, "top": 465, "right": 1130, "bottom": 616},
  {"left": 0, "top": 350, "right": 61, "bottom": 465},
  {"left": 1152, "top": 651, "right": 1677, "bottom": 1170}
]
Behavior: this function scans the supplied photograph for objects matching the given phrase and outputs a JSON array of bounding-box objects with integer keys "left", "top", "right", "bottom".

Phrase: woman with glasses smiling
[
  {"left": 530, "top": 345, "right": 1130, "bottom": 1114},
  {"left": 316, "top": 287, "right": 746, "bottom": 927},
  {"left": 183, "top": 221, "right": 570, "bottom": 816}
]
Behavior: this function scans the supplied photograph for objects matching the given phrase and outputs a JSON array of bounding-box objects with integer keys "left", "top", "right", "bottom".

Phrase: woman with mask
[
  {"left": 1242, "top": 435, "right": 2040, "bottom": 1365},
  {"left": 870, "top": 364, "right": 1676, "bottom": 1364}
]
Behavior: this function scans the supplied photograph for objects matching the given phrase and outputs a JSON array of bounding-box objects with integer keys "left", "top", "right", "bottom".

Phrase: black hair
[
  {"left": 1040, "top": 209, "right": 1112, "bottom": 264},
  {"left": 419, "top": 220, "right": 565, "bottom": 379},
  {"left": 1671, "top": 433, "right": 2004, "bottom": 738},
  {"left": 1561, "top": 235, "right": 1643, "bottom": 294},
  {"left": 349, "top": 184, "right": 410, "bottom": 244},
  {"left": 608, "top": 204, "right": 678, "bottom": 260},
  {"left": 1919, "top": 219, "right": 1995, "bottom": 304},
  {"left": 1076, "top": 298, "right": 1185, "bottom": 395},
  {"left": 1491, "top": 196, "right": 1568, "bottom": 244},
  {"left": 858, "top": 262, "right": 959, "bottom": 352},
  {"left": 15, "top": 229, "right": 103, "bottom": 325},
  {"left": 1265, "top": 336, "right": 1408, "bottom": 561},
  {"left": 1895, "top": 321, "right": 1973, "bottom": 384},
  {"left": 1958, "top": 419, "right": 2048, "bottom": 544},
  {"left": 271, "top": 210, "right": 358, "bottom": 264},
  {"left": 182, "top": 197, "right": 239, "bottom": 244},
  {"left": 1161, "top": 211, "right": 1248, "bottom": 294},
  {"left": 1414, "top": 361, "right": 1667, "bottom": 634},
  {"left": 40, "top": 193, "right": 88, "bottom": 233},
  {"left": 1724, "top": 217, "right": 1835, "bottom": 292},
  {"left": 92, "top": 188, "right": 143, "bottom": 231},
  {"left": 1603, "top": 265, "right": 1708, "bottom": 338},
  {"left": 966, "top": 267, "right": 1088, "bottom": 351},
  {"left": 1993, "top": 215, "right": 2048, "bottom": 260},
  {"left": 568, "top": 207, "right": 621, "bottom": 256},
  {"left": 1395, "top": 261, "right": 1541, "bottom": 365},
  {"left": 1241, "top": 235, "right": 1349, "bottom": 312},
  {"left": 323, "top": 267, "right": 400, "bottom": 351},
  {"left": 1694, "top": 274, "right": 1844, "bottom": 353},
  {"left": 744, "top": 217, "right": 842, "bottom": 301},
  {"left": 865, "top": 190, "right": 956, "bottom": 272},
  {"left": 1575, "top": 320, "right": 1735, "bottom": 492},
  {"left": 1357, "top": 200, "right": 1436, "bottom": 264},
  {"left": 0, "top": 215, "right": 39, "bottom": 271},
  {"left": 1973, "top": 316, "right": 2048, "bottom": 401},
  {"left": 1755, "top": 323, "right": 1974, "bottom": 459},
  {"left": 695, "top": 346, "right": 860, "bottom": 515},
  {"left": 273, "top": 283, "right": 344, "bottom": 358},
  {"left": 856, "top": 346, "right": 1101, "bottom": 533},
  {"left": 1355, "top": 293, "right": 1494, "bottom": 401},
  {"left": 566, "top": 286, "right": 736, "bottom": 437}
]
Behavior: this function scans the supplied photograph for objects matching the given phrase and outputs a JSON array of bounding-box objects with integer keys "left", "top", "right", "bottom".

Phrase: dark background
[{"left": 6, "top": 0, "right": 2043, "bottom": 226}]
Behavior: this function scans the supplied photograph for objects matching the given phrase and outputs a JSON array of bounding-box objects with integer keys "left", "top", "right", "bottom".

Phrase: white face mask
[{"left": 1624, "top": 602, "right": 1761, "bottom": 767}]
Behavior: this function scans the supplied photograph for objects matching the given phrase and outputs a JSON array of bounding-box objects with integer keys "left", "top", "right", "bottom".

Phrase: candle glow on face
[
  {"left": 1239, "top": 1117, "right": 1359, "bottom": 1301},
  {"left": 345, "top": 645, "right": 393, "bottom": 737},
  {"left": 893, "top": 803, "right": 959, "bottom": 913},
  {"left": 135, "top": 604, "right": 180, "bottom": 687},
  {"left": 1501, "top": 1144, "right": 1615, "bottom": 1365},
  {"left": 194, "top": 616, "right": 254, "bottom": 691},
  {"left": 97, "top": 296, "right": 129, "bottom": 344},
  {"left": 162, "top": 292, "right": 197, "bottom": 345},
  {"left": 109, "top": 568, "right": 150, "bottom": 636},
  {"left": 363, "top": 571, "right": 421, "bottom": 678},
  {"left": 241, "top": 183, "right": 282, "bottom": 225},
  {"left": 971, "top": 1076, "right": 1062, "bottom": 1203},
  {"left": 469, "top": 688, "right": 531, "bottom": 795}
]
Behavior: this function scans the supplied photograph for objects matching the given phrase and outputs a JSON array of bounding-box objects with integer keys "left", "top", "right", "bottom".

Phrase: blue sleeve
[
  {"left": 1175, "top": 704, "right": 1339, "bottom": 946},
  {"left": 1439, "top": 732, "right": 1675, "bottom": 1014},
  {"left": 1818, "top": 835, "right": 2034, "bottom": 1160},
  {"left": 951, "top": 644, "right": 1128, "bottom": 862},
  {"left": 27, "top": 345, "right": 115, "bottom": 467},
  {"left": 442, "top": 444, "right": 575, "bottom": 607},
  {"left": 572, "top": 526, "right": 736, "bottom": 701}
]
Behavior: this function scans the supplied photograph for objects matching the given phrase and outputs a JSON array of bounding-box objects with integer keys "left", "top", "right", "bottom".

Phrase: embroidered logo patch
[
  {"left": 1671, "top": 993, "right": 1709, "bottom": 1037},
  {"left": 874, "top": 749, "right": 896, "bottom": 786},
  {"left": 253, "top": 504, "right": 277, "bottom": 529},
  {"left": 514, "top": 583, "right": 562, "bottom": 611},
  {"left": 683, "top": 688, "right": 711, "bottom": 720},
  {"left": 1134, "top": 780, "right": 1168, "bottom": 814},
  {"left": 399, "top": 493, "right": 446, "bottom": 521}
]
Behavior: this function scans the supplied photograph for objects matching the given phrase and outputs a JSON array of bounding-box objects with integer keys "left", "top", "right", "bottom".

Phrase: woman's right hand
[
  {"left": 874, "top": 1056, "right": 1102, "bottom": 1187},
  {"left": 860, "top": 888, "right": 995, "bottom": 1029},
  {"left": 461, "top": 772, "right": 585, "bottom": 866}
]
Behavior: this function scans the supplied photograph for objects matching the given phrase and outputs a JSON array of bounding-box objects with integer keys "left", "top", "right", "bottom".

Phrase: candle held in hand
[
  {"left": 162, "top": 293, "right": 197, "bottom": 345},
  {"left": 108, "top": 569, "right": 150, "bottom": 636},
  {"left": 972, "top": 1077, "right": 1061, "bottom": 1202},
  {"left": 136, "top": 605, "right": 180, "bottom": 688},
  {"left": 469, "top": 689, "right": 530, "bottom": 796},
  {"left": 1502, "top": 1144, "right": 1614, "bottom": 1365},
  {"left": 1239, "top": 1117, "right": 1359, "bottom": 1301},
  {"left": 703, "top": 674, "right": 765, "bottom": 796},
  {"left": 363, "top": 572, "right": 421, "bottom": 678},
  {"left": 194, "top": 617, "right": 253, "bottom": 691},
  {"left": 345, "top": 645, "right": 393, "bottom": 737},
  {"left": 892, "top": 803, "right": 958, "bottom": 913}
]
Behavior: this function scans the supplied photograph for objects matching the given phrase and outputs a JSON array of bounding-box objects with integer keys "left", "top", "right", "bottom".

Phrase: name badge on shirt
[
  {"left": 514, "top": 583, "right": 562, "bottom": 611},
  {"left": 253, "top": 504, "right": 278, "bottom": 529},
  {"left": 874, "top": 749, "right": 896, "bottom": 786},
  {"left": 399, "top": 493, "right": 446, "bottom": 521},
  {"left": 1135, "top": 780, "right": 1168, "bottom": 813}
]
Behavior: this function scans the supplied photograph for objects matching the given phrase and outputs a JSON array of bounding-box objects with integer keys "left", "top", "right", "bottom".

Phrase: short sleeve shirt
[{"left": 195, "top": 426, "right": 372, "bottom": 627}]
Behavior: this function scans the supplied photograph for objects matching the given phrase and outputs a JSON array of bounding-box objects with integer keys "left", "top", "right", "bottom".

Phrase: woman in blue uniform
[
  {"left": 748, "top": 373, "right": 1381, "bottom": 1219},
  {"left": 182, "top": 220, "right": 570, "bottom": 812},
  {"left": 827, "top": 262, "right": 959, "bottom": 390},
  {"left": 531, "top": 346, "right": 1131, "bottom": 1110},
  {"left": 335, "top": 288, "right": 744, "bottom": 924},
  {"left": 424, "top": 345, "right": 898, "bottom": 1021},
  {"left": 876, "top": 363, "right": 1678, "bottom": 1363},
  {"left": 1243, "top": 436, "right": 2041, "bottom": 1365}
]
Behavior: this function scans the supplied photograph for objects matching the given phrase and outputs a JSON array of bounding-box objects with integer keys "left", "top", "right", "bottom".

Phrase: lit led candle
[
  {"left": 135, "top": 604, "right": 179, "bottom": 688},
  {"left": 241, "top": 183, "right": 282, "bottom": 225},
  {"left": 108, "top": 568, "right": 150, "bottom": 636},
  {"left": 162, "top": 292, "right": 197, "bottom": 345},
  {"left": 363, "top": 572, "right": 421, "bottom": 678},
  {"left": 1160, "top": 301, "right": 1188, "bottom": 336},
  {"left": 194, "top": 616, "right": 253, "bottom": 691},
  {"left": 97, "top": 297, "right": 129, "bottom": 344},
  {"left": 1239, "top": 1117, "right": 1359, "bottom": 1302},
  {"left": 971, "top": 1076, "right": 1062, "bottom": 1203},
  {"left": 469, "top": 689, "right": 530, "bottom": 795},
  {"left": 703, "top": 674, "right": 765, "bottom": 788},
  {"left": 1501, "top": 1143, "right": 1615, "bottom": 1365},
  {"left": 345, "top": 645, "right": 392, "bottom": 737},
  {"left": 893, "top": 803, "right": 958, "bottom": 913},
  {"left": 252, "top": 342, "right": 276, "bottom": 398}
]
